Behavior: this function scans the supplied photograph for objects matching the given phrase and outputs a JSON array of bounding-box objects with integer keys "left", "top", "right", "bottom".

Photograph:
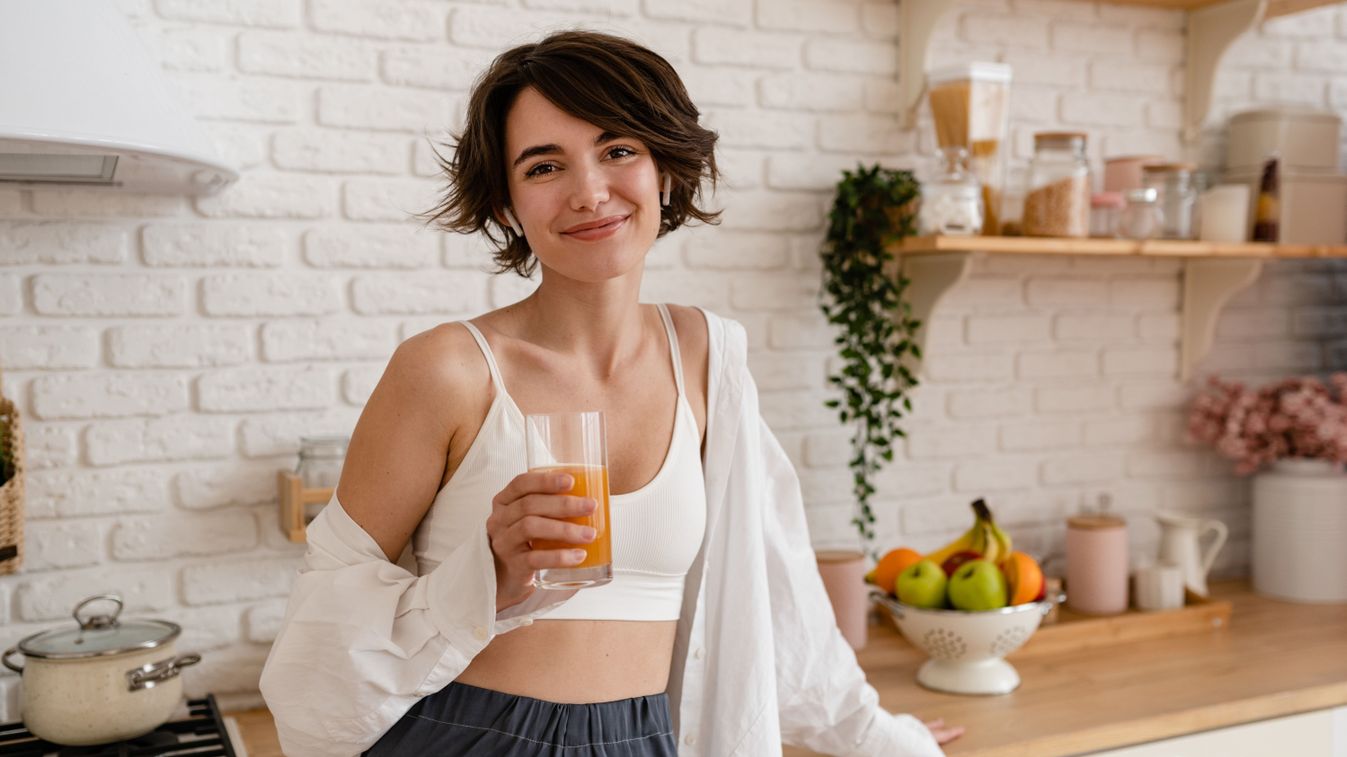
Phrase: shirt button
[
  {"left": 693, "top": 647, "right": 704, "bottom": 660},
  {"left": 684, "top": 734, "right": 696, "bottom": 746},
  {"left": 473, "top": 626, "right": 488, "bottom": 641}
]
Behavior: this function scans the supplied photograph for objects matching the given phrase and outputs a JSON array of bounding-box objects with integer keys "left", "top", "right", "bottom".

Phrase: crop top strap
[
  {"left": 459, "top": 321, "right": 505, "bottom": 392},
  {"left": 655, "top": 303, "right": 685, "bottom": 397}
]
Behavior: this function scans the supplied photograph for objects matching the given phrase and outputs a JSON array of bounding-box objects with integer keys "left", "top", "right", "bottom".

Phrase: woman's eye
[
  {"left": 524, "top": 163, "right": 556, "bottom": 178},
  {"left": 607, "top": 146, "right": 637, "bottom": 160}
]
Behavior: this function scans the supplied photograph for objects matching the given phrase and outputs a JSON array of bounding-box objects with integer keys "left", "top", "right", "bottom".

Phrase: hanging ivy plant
[{"left": 819, "top": 164, "right": 923, "bottom": 556}]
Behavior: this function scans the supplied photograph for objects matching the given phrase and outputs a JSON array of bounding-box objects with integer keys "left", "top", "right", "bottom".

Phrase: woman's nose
[{"left": 569, "top": 164, "right": 609, "bottom": 211}]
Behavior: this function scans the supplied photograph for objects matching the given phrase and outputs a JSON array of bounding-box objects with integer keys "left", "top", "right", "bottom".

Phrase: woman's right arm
[{"left": 258, "top": 328, "right": 594, "bottom": 757}]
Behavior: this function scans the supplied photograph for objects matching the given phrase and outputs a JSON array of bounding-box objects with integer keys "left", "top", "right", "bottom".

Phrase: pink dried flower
[{"left": 1187, "top": 372, "right": 1347, "bottom": 475}]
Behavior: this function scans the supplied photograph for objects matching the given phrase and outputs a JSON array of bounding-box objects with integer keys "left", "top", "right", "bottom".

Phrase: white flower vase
[{"left": 1251, "top": 459, "right": 1347, "bottom": 603}]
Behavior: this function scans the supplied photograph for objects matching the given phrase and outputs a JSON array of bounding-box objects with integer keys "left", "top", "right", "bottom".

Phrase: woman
[{"left": 259, "top": 30, "right": 962, "bottom": 756}]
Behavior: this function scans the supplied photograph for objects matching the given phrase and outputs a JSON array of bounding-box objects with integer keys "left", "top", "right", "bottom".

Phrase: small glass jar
[
  {"left": 1023, "top": 131, "right": 1091, "bottom": 238},
  {"left": 1142, "top": 163, "right": 1198, "bottom": 240},
  {"left": 1089, "top": 192, "right": 1124, "bottom": 238},
  {"left": 1119, "top": 187, "right": 1161, "bottom": 240},
  {"left": 919, "top": 147, "right": 984, "bottom": 236},
  {"left": 296, "top": 435, "right": 349, "bottom": 522}
]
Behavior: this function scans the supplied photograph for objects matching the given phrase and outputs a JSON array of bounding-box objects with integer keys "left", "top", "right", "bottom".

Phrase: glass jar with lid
[
  {"left": 1119, "top": 187, "right": 1162, "bottom": 240},
  {"left": 296, "top": 435, "right": 349, "bottom": 522},
  {"left": 1142, "top": 163, "right": 1198, "bottom": 239},
  {"left": 1023, "top": 131, "right": 1091, "bottom": 238},
  {"left": 919, "top": 146, "right": 984, "bottom": 236}
]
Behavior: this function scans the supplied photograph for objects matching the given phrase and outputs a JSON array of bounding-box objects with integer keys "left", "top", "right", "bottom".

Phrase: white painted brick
[
  {"left": 901, "top": 495, "right": 979, "bottom": 536},
  {"left": 148, "top": 26, "right": 230, "bottom": 72},
  {"left": 380, "top": 45, "right": 494, "bottom": 90},
  {"left": 768, "top": 311, "right": 833, "bottom": 349},
  {"left": 1137, "top": 313, "right": 1179, "bottom": 343},
  {"left": 1253, "top": 72, "right": 1328, "bottom": 107},
  {"left": 906, "top": 423, "right": 997, "bottom": 460},
  {"left": 954, "top": 458, "right": 1038, "bottom": 492},
  {"left": 748, "top": 354, "right": 827, "bottom": 392},
  {"left": 261, "top": 319, "right": 395, "bottom": 361},
  {"left": 176, "top": 462, "right": 280, "bottom": 510},
  {"left": 1054, "top": 313, "right": 1134, "bottom": 342},
  {"left": 246, "top": 598, "right": 289, "bottom": 643},
  {"left": 643, "top": 0, "right": 748, "bottom": 24},
  {"left": 0, "top": 275, "right": 20, "bottom": 315},
  {"left": 682, "top": 230, "right": 790, "bottom": 270},
  {"left": 343, "top": 364, "right": 384, "bottom": 404},
  {"left": 1051, "top": 21, "right": 1134, "bottom": 55},
  {"left": 0, "top": 222, "right": 128, "bottom": 264},
  {"left": 942, "top": 277, "right": 1025, "bottom": 311},
  {"left": 33, "top": 274, "right": 185, "bottom": 316},
  {"left": 239, "top": 410, "right": 358, "bottom": 457},
  {"left": 946, "top": 386, "right": 1031, "bottom": 419},
  {"left": 27, "top": 467, "right": 170, "bottom": 518},
  {"left": 352, "top": 272, "right": 489, "bottom": 315},
  {"left": 817, "top": 113, "right": 911, "bottom": 153},
  {"left": 1264, "top": 7, "right": 1337, "bottom": 37},
  {"left": 1017, "top": 350, "right": 1098, "bottom": 379},
  {"left": 112, "top": 513, "right": 258, "bottom": 560},
  {"left": 175, "top": 604, "right": 245, "bottom": 652},
  {"left": 1041, "top": 453, "right": 1124, "bottom": 484},
  {"left": 864, "top": 78, "right": 901, "bottom": 114},
  {"left": 0, "top": 188, "right": 21, "bottom": 215},
  {"left": 1126, "top": 449, "right": 1208, "bottom": 478},
  {"left": 31, "top": 373, "right": 189, "bottom": 420},
  {"left": 759, "top": 73, "right": 864, "bottom": 112},
  {"left": 0, "top": 326, "right": 99, "bottom": 369},
  {"left": 1000, "top": 50, "right": 1088, "bottom": 88},
  {"left": 677, "top": 66, "right": 755, "bottom": 109},
  {"left": 1119, "top": 381, "right": 1188, "bottom": 410},
  {"left": 1215, "top": 308, "right": 1290, "bottom": 339},
  {"left": 966, "top": 314, "right": 1051, "bottom": 344},
  {"left": 1061, "top": 92, "right": 1145, "bottom": 127},
  {"left": 802, "top": 428, "right": 851, "bottom": 468},
  {"left": 524, "top": 0, "right": 636, "bottom": 11},
  {"left": 174, "top": 75, "right": 305, "bottom": 124},
  {"left": 805, "top": 38, "right": 896, "bottom": 75},
  {"left": 704, "top": 109, "right": 811, "bottom": 150},
  {"left": 798, "top": 468, "right": 853, "bottom": 506},
  {"left": 1089, "top": 60, "right": 1174, "bottom": 94},
  {"left": 154, "top": 0, "right": 302, "bottom": 27},
  {"left": 1010, "top": 86, "right": 1060, "bottom": 125},
  {"left": 23, "top": 426, "right": 78, "bottom": 470},
  {"left": 1263, "top": 272, "right": 1334, "bottom": 304},
  {"left": 182, "top": 646, "right": 268, "bottom": 698},
  {"left": 237, "top": 32, "right": 376, "bottom": 81},
  {"left": 1102, "top": 346, "right": 1178, "bottom": 377},
  {"left": 1098, "top": 3, "right": 1184, "bottom": 29},
  {"left": 29, "top": 190, "right": 185, "bottom": 218},
  {"left": 758, "top": 0, "right": 859, "bottom": 33},
  {"left": 924, "top": 352, "right": 1014, "bottom": 383},
  {"left": 342, "top": 177, "right": 439, "bottom": 221},
  {"left": 202, "top": 272, "right": 340, "bottom": 317},
  {"left": 758, "top": 390, "right": 837, "bottom": 430},
  {"left": 303, "top": 225, "right": 437, "bottom": 268},
  {"left": 1035, "top": 384, "right": 1115, "bottom": 414},
  {"left": 318, "top": 85, "right": 455, "bottom": 133},
  {"left": 715, "top": 150, "right": 763, "bottom": 190},
  {"left": 1016, "top": 0, "right": 1097, "bottom": 21},
  {"left": 195, "top": 174, "right": 336, "bottom": 220},
  {"left": 15, "top": 567, "right": 175, "bottom": 621},
  {"left": 86, "top": 416, "right": 235, "bottom": 466},
  {"left": 109, "top": 324, "right": 252, "bottom": 368},
  {"left": 142, "top": 224, "right": 288, "bottom": 267},
  {"left": 182, "top": 557, "right": 299, "bottom": 605},
  {"left": 441, "top": 233, "right": 495, "bottom": 270},
  {"left": 23, "top": 521, "right": 103, "bottom": 571},
  {"left": 717, "top": 192, "right": 823, "bottom": 232},
  {"left": 922, "top": 316, "right": 964, "bottom": 350},
  {"left": 0, "top": 678, "right": 17, "bottom": 723},
  {"left": 1145, "top": 101, "right": 1183, "bottom": 130},
  {"left": 1084, "top": 416, "right": 1153, "bottom": 446},
  {"left": 1199, "top": 343, "right": 1259, "bottom": 375},
  {"left": 873, "top": 463, "right": 950, "bottom": 499},
  {"left": 1254, "top": 340, "right": 1321, "bottom": 371},
  {"left": 859, "top": 3, "right": 899, "bottom": 38},
  {"left": 446, "top": 6, "right": 566, "bottom": 49},
  {"left": 494, "top": 272, "right": 548, "bottom": 308},
  {"left": 309, "top": 0, "right": 446, "bottom": 41},
  {"left": 272, "top": 129, "right": 407, "bottom": 174},
  {"left": 692, "top": 27, "right": 802, "bottom": 69},
  {"left": 1109, "top": 278, "right": 1180, "bottom": 310},
  {"left": 1136, "top": 29, "right": 1184, "bottom": 63},
  {"left": 197, "top": 366, "right": 333, "bottom": 412},
  {"left": 961, "top": 14, "right": 1049, "bottom": 48},
  {"left": 1292, "top": 306, "right": 1347, "bottom": 337},
  {"left": 999, "top": 419, "right": 1080, "bottom": 451}
]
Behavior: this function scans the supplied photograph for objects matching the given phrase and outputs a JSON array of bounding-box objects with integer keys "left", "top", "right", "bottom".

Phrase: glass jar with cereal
[{"left": 1023, "top": 132, "right": 1091, "bottom": 238}]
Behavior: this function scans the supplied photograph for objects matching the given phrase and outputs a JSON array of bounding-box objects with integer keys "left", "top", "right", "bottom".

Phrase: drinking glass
[{"left": 524, "top": 411, "right": 612, "bottom": 590}]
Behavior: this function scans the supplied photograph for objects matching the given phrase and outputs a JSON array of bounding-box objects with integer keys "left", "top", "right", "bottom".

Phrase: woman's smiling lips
[{"left": 560, "top": 214, "right": 629, "bottom": 241}]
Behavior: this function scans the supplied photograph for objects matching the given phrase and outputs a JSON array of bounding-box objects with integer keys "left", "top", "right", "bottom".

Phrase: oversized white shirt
[{"left": 258, "top": 309, "right": 944, "bottom": 757}]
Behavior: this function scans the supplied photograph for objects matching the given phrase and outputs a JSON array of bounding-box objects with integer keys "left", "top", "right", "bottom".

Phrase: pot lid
[{"left": 16, "top": 595, "right": 180, "bottom": 660}]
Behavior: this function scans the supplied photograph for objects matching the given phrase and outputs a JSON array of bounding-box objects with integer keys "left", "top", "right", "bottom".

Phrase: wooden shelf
[
  {"left": 276, "top": 471, "right": 332, "bottom": 543},
  {"left": 886, "top": 235, "right": 1346, "bottom": 382}
]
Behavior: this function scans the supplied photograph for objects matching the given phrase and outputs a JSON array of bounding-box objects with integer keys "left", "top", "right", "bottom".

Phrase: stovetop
[{"left": 0, "top": 696, "right": 238, "bottom": 757}]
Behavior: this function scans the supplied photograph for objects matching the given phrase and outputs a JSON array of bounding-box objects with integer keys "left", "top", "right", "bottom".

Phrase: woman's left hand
[{"left": 924, "top": 718, "right": 964, "bottom": 745}]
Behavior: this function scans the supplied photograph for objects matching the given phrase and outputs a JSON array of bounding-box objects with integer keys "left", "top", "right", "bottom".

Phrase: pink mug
[{"left": 1065, "top": 514, "right": 1129, "bottom": 615}]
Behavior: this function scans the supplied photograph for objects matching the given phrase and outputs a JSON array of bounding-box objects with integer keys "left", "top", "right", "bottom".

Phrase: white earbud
[
  {"left": 661, "top": 174, "right": 672, "bottom": 206},
  {"left": 503, "top": 208, "right": 524, "bottom": 236}
]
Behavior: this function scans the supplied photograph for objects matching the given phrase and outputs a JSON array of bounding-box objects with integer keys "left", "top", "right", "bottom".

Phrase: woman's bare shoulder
[
  {"left": 665, "top": 304, "right": 709, "bottom": 392},
  {"left": 383, "top": 321, "right": 492, "bottom": 427}
]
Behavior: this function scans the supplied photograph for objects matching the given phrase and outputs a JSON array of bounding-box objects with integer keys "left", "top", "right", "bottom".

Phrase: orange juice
[{"left": 530, "top": 464, "right": 611, "bottom": 568}]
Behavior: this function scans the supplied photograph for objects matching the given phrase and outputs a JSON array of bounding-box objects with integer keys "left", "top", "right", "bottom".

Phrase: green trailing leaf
[{"left": 818, "top": 164, "right": 922, "bottom": 560}]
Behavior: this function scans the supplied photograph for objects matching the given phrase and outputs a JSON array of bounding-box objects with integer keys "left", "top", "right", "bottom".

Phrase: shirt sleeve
[
  {"left": 258, "top": 494, "right": 573, "bottom": 757},
  {"left": 757, "top": 418, "right": 945, "bottom": 757}
]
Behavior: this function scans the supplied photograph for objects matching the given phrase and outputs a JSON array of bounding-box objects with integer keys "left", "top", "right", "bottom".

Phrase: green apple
[
  {"left": 948, "top": 559, "right": 1008, "bottom": 611},
  {"left": 895, "top": 559, "right": 948, "bottom": 609}
]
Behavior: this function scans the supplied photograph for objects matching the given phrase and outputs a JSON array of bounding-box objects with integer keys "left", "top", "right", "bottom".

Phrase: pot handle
[
  {"left": 2, "top": 647, "right": 21, "bottom": 674},
  {"left": 126, "top": 653, "right": 201, "bottom": 692}
]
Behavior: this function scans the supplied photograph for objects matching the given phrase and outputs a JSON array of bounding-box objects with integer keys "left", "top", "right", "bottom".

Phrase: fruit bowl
[{"left": 872, "top": 590, "right": 1063, "bottom": 695}]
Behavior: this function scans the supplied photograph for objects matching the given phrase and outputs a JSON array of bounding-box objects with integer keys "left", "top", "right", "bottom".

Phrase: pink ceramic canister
[
  {"left": 815, "top": 551, "right": 868, "bottom": 650},
  {"left": 1065, "top": 514, "right": 1129, "bottom": 615}
]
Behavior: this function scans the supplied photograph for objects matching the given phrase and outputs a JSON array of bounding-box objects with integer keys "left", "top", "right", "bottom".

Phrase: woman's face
[{"left": 503, "top": 87, "right": 663, "bottom": 283}]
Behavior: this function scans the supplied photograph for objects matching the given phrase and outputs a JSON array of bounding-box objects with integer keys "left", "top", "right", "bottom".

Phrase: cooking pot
[{"left": 2, "top": 594, "right": 201, "bottom": 746}]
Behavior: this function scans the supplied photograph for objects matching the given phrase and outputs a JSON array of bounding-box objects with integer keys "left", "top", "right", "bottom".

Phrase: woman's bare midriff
[{"left": 454, "top": 618, "right": 678, "bottom": 703}]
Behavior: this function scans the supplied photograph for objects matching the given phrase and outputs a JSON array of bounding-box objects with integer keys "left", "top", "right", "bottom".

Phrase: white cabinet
[{"left": 1091, "top": 706, "right": 1347, "bottom": 757}]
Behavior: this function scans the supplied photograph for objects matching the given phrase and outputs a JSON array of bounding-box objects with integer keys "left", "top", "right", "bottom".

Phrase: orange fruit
[
  {"left": 1002, "top": 551, "right": 1044, "bottom": 605},
  {"left": 871, "top": 547, "right": 922, "bottom": 596}
]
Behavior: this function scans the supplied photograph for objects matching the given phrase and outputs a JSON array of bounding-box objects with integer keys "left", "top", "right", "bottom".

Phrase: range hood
[{"left": 0, "top": 0, "right": 237, "bottom": 195}]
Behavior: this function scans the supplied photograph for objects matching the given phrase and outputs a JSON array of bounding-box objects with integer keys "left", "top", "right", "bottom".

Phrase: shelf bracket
[
  {"left": 1181, "top": 257, "right": 1264, "bottom": 382},
  {"left": 1185, "top": 0, "right": 1267, "bottom": 142},
  {"left": 897, "top": 0, "right": 955, "bottom": 128},
  {"left": 897, "top": 251, "right": 975, "bottom": 376}
]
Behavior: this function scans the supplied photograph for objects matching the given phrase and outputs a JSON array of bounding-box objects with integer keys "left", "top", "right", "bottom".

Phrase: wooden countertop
[{"left": 229, "top": 582, "right": 1347, "bottom": 757}]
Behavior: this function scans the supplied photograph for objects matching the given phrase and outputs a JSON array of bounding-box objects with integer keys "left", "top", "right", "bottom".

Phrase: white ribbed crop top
[{"left": 411, "top": 304, "right": 707, "bottom": 622}]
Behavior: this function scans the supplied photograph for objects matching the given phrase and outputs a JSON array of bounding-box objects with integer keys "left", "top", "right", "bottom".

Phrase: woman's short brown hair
[{"left": 425, "top": 30, "right": 720, "bottom": 278}]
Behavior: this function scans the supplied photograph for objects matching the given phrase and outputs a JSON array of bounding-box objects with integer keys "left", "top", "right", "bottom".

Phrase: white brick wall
[{"left": 0, "top": 0, "right": 1344, "bottom": 717}]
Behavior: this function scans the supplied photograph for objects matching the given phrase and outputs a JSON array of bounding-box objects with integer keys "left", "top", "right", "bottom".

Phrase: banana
[
  {"left": 971, "top": 498, "right": 1013, "bottom": 566},
  {"left": 922, "top": 527, "right": 976, "bottom": 566},
  {"left": 924, "top": 498, "right": 1010, "bottom": 565}
]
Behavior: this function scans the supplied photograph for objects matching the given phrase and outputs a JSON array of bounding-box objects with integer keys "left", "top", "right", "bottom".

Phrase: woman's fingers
[{"left": 923, "top": 718, "right": 965, "bottom": 745}]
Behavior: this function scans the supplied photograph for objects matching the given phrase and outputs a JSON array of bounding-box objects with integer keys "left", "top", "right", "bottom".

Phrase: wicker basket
[{"left": 0, "top": 366, "right": 24, "bottom": 575}]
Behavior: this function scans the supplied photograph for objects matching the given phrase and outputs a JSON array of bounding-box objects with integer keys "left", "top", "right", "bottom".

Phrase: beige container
[
  {"left": 1225, "top": 168, "right": 1347, "bottom": 244},
  {"left": 928, "top": 62, "right": 1012, "bottom": 234},
  {"left": 1227, "top": 106, "right": 1341, "bottom": 175},
  {"left": 816, "top": 550, "right": 868, "bottom": 650},
  {"left": 1065, "top": 514, "right": 1129, "bottom": 616}
]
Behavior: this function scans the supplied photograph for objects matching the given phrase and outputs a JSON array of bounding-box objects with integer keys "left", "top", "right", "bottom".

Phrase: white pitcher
[{"left": 1154, "top": 511, "right": 1228, "bottom": 597}]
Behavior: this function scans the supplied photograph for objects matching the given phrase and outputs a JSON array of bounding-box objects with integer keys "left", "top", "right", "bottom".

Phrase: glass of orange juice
[{"left": 524, "top": 410, "right": 612, "bottom": 590}]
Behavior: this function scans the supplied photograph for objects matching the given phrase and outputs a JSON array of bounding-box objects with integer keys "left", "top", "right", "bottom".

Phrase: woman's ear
[{"left": 502, "top": 208, "right": 524, "bottom": 236}]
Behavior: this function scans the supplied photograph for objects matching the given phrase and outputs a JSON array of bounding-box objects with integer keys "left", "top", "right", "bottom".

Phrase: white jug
[{"left": 1154, "top": 511, "right": 1228, "bottom": 597}]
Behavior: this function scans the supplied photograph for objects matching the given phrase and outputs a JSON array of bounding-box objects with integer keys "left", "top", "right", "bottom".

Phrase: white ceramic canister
[
  {"left": 2, "top": 594, "right": 201, "bottom": 745},
  {"left": 1252, "top": 459, "right": 1347, "bottom": 603}
]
